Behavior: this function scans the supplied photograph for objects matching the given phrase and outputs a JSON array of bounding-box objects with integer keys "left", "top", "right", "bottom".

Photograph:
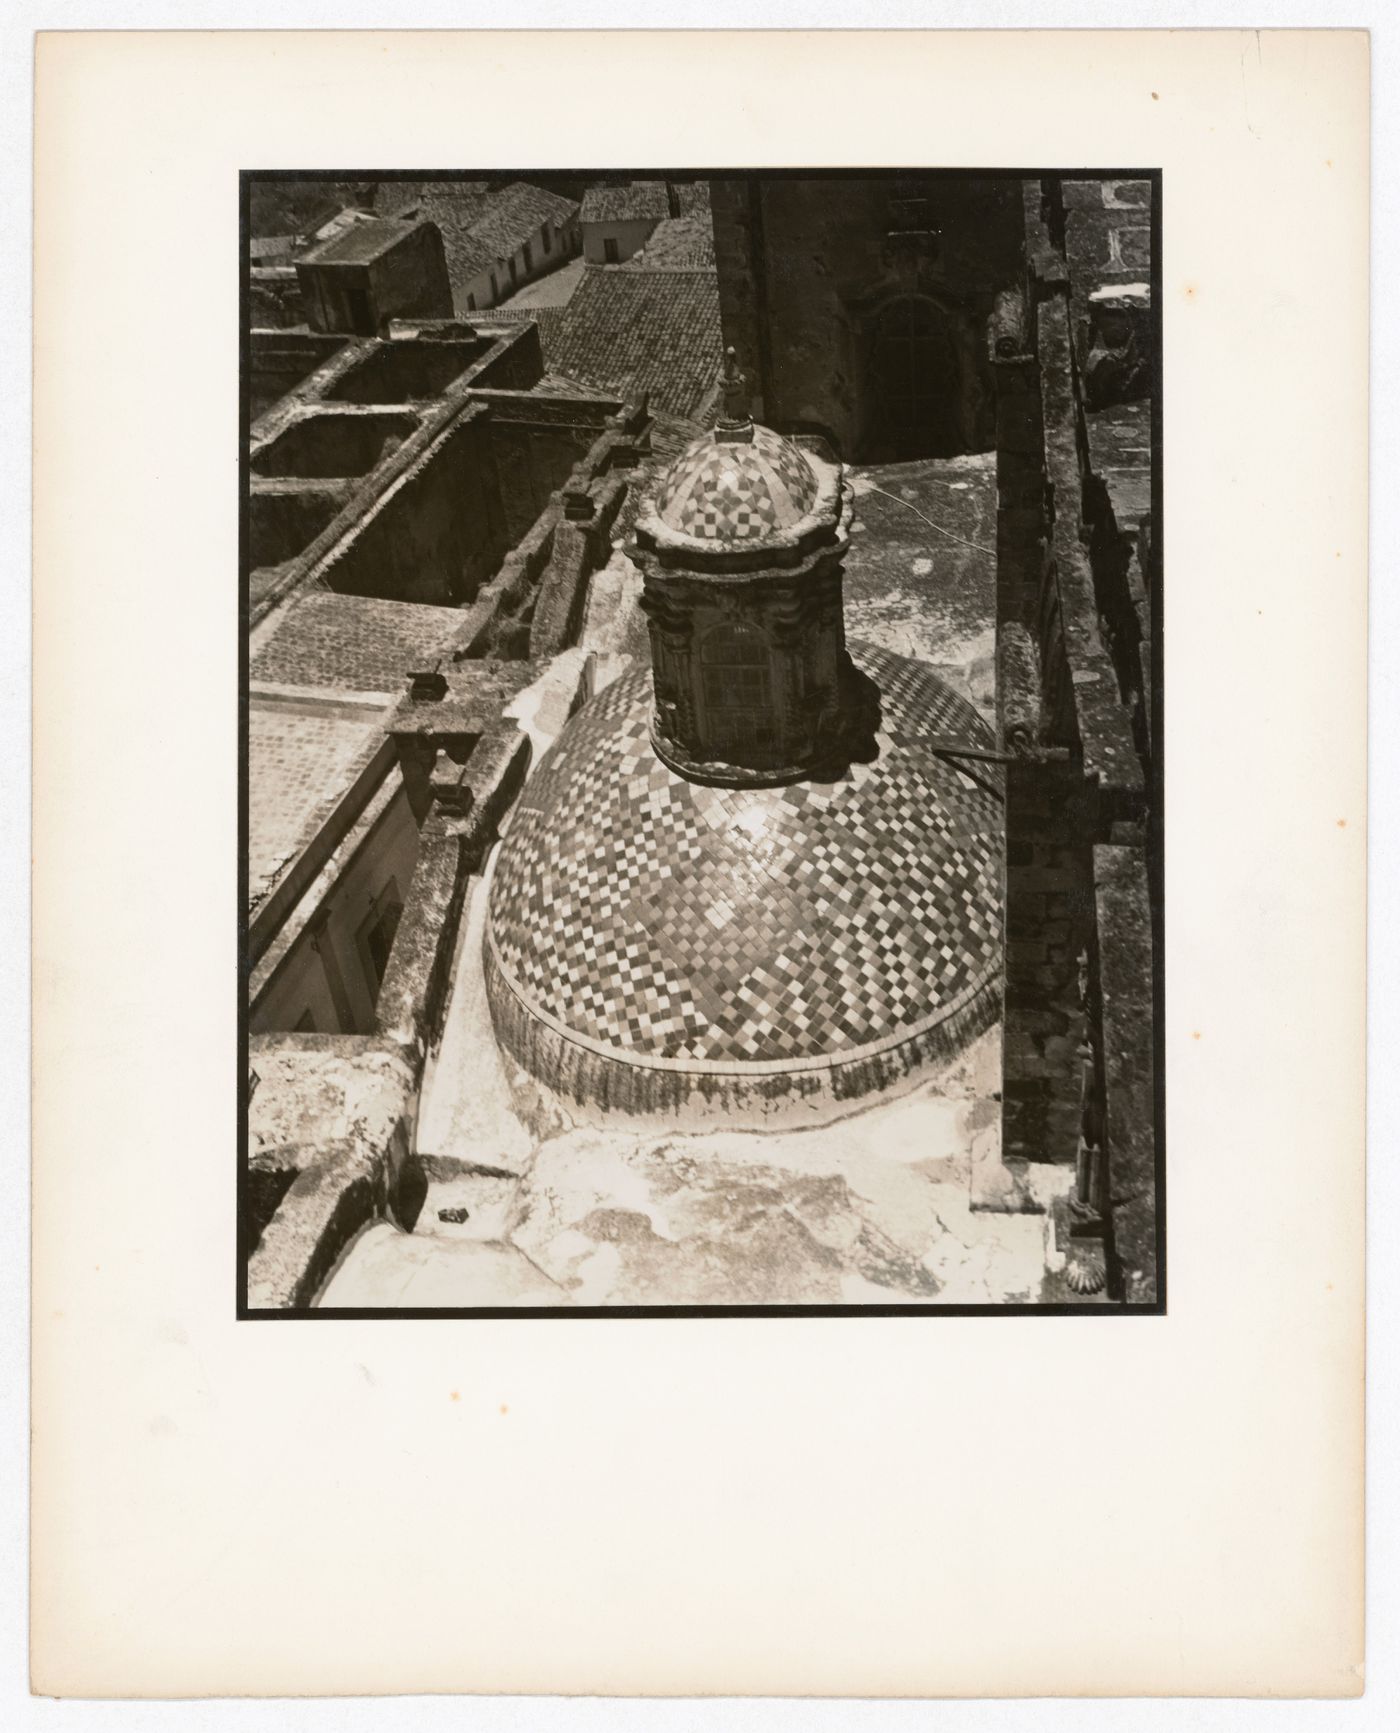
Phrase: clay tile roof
[
  {"left": 621, "top": 214, "right": 716, "bottom": 271},
  {"left": 249, "top": 234, "right": 302, "bottom": 262},
  {"left": 251, "top": 592, "right": 469, "bottom": 692},
  {"left": 368, "top": 182, "right": 496, "bottom": 303},
  {"left": 544, "top": 266, "right": 722, "bottom": 421},
  {"left": 474, "top": 305, "right": 568, "bottom": 351},
  {"left": 372, "top": 179, "right": 492, "bottom": 219},
  {"left": 580, "top": 180, "right": 671, "bottom": 224},
  {"left": 466, "top": 182, "right": 579, "bottom": 261},
  {"left": 673, "top": 180, "right": 711, "bottom": 215}
]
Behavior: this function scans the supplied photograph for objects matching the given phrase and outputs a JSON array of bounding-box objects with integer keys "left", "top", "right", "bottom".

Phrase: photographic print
[
  {"left": 35, "top": 28, "right": 1369, "bottom": 1699},
  {"left": 241, "top": 169, "right": 1162, "bottom": 1315}
]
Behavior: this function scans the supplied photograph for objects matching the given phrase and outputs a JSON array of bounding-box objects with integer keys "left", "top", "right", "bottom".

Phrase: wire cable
[{"left": 859, "top": 483, "right": 997, "bottom": 558}]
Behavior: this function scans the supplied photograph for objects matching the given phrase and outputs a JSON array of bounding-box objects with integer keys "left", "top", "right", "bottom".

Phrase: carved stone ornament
[{"left": 1066, "top": 1256, "right": 1107, "bottom": 1295}]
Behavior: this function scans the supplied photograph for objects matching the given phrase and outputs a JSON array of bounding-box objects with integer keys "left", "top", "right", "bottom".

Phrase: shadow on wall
[
  {"left": 251, "top": 410, "right": 417, "bottom": 480},
  {"left": 325, "top": 339, "right": 491, "bottom": 403},
  {"left": 248, "top": 486, "right": 347, "bottom": 569},
  {"left": 855, "top": 294, "right": 991, "bottom": 462}
]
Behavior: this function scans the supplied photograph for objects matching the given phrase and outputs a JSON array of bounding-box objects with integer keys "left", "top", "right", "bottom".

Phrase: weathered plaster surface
[
  {"left": 249, "top": 1037, "right": 414, "bottom": 1160},
  {"left": 321, "top": 877, "right": 1068, "bottom": 1308}
]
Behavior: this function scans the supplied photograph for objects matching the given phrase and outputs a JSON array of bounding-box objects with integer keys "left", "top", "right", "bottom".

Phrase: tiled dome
[
  {"left": 651, "top": 423, "right": 821, "bottom": 542},
  {"left": 486, "top": 643, "right": 1004, "bottom": 1117}
]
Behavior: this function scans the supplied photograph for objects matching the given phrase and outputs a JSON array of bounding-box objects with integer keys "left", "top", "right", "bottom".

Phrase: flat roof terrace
[
  {"left": 248, "top": 687, "right": 395, "bottom": 928},
  {"left": 250, "top": 592, "right": 470, "bottom": 693}
]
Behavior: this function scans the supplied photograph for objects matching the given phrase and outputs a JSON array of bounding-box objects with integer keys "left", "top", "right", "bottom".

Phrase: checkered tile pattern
[
  {"left": 488, "top": 644, "right": 1003, "bottom": 1066},
  {"left": 655, "top": 425, "right": 820, "bottom": 541}
]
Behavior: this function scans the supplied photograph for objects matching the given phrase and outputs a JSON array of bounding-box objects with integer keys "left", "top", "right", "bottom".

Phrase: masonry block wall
[
  {"left": 483, "top": 405, "right": 613, "bottom": 544},
  {"left": 710, "top": 178, "right": 770, "bottom": 424},
  {"left": 993, "top": 177, "right": 1153, "bottom": 1199},
  {"left": 991, "top": 175, "right": 1158, "bottom": 1296},
  {"left": 712, "top": 175, "right": 1022, "bottom": 459},
  {"left": 248, "top": 482, "right": 350, "bottom": 569},
  {"left": 1092, "top": 842, "right": 1156, "bottom": 1301},
  {"left": 1002, "top": 758, "right": 1095, "bottom": 1163},
  {"left": 322, "top": 417, "right": 508, "bottom": 606},
  {"left": 989, "top": 294, "right": 1044, "bottom": 635},
  {"left": 370, "top": 223, "right": 454, "bottom": 326},
  {"left": 248, "top": 332, "right": 348, "bottom": 424},
  {"left": 249, "top": 266, "right": 306, "bottom": 331}
]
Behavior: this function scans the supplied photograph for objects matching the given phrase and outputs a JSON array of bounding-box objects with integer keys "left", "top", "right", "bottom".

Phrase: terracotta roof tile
[
  {"left": 475, "top": 305, "right": 568, "bottom": 350},
  {"left": 621, "top": 214, "right": 716, "bottom": 271},
  {"left": 673, "top": 180, "right": 711, "bottom": 215},
  {"left": 467, "top": 183, "right": 579, "bottom": 261},
  {"left": 370, "top": 182, "right": 576, "bottom": 308},
  {"left": 545, "top": 267, "right": 722, "bottom": 420},
  {"left": 300, "top": 218, "right": 424, "bottom": 267},
  {"left": 372, "top": 179, "right": 492, "bottom": 218},
  {"left": 580, "top": 180, "right": 671, "bottom": 223},
  {"left": 371, "top": 183, "right": 495, "bottom": 298},
  {"left": 251, "top": 592, "right": 467, "bottom": 691}
]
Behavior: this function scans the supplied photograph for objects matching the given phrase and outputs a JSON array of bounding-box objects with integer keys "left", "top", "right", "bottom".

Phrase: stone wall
[
  {"left": 713, "top": 175, "right": 1022, "bottom": 460},
  {"left": 251, "top": 408, "right": 416, "bottom": 480},
  {"left": 249, "top": 778, "right": 420, "bottom": 1036},
  {"left": 367, "top": 222, "right": 454, "bottom": 327},
  {"left": 244, "top": 339, "right": 658, "bottom": 1307},
  {"left": 472, "top": 391, "right": 620, "bottom": 543},
  {"left": 317, "top": 413, "right": 509, "bottom": 606},
  {"left": 1092, "top": 843, "right": 1157, "bottom": 1302},
  {"left": 247, "top": 480, "right": 350, "bottom": 569},
  {"left": 710, "top": 178, "right": 770, "bottom": 424},
  {"left": 1001, "top": 756, "right": 1096, "bottom": 1165},
  {"left": 247, "top": 327, "right": 628, "bottom": 630},
  {"left": 323, "top": 336, "right": 490, "bottom": 403},
  {"left": 376, "top": 721, "right": 531, "bottom": 1058},
  {"left": 245, "top": 1034, "right": 419, "bottom": 1310},
  {"left": 249, "top": 329, "right": 348, "bottom": 423},
  {"left": 246, "top": 719, "right": 534, "bottom": 1308},
  {"left": 991, "top": 176, "right": 1158, "bottom": 1300},
  {"left": 449, "top": 399, "right": 648, "bottom": 662}
]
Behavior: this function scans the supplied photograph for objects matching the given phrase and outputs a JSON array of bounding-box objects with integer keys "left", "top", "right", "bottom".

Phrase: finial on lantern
[{"left": 714, "top": 346, "right": 754, "bottom": 442}]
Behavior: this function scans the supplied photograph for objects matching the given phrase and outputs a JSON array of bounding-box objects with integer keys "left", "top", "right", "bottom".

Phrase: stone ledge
[
  {"left": 245, "top": 1036, "right": 419, "bottom": 1309},
  {"left": 1093, "top": 842, "right": 1158, "bottom": 1303},
  {"left": 375, "top": 724, "right": 531, "bottom": 1061}
]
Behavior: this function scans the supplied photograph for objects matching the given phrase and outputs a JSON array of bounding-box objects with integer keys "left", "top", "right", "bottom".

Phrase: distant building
[
  {"left": 369, "top": 181, "right": 492, "bottom": 289},
  {"left": 371, "top": 182, "right": 582, "bottom": 314},
  {"left": 671, "top": 179, "right": 711, "bottom": 217},
  {"left": 580, "top": 180, "right": 672, "bottom": 264},
  {"left": 249, "top": 234, "right": 302, "bottom": 265},
  {"left": 455, "top": 183, "right": 581, "bottom": 311},
  {"left": 296, "top": 218, "right": 452, "bottom": 335}
]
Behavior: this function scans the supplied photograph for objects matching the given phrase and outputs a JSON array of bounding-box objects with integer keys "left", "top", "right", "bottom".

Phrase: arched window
[
  {"left": 867, "top": 296, "right": 961, "bottom": 460},
  {"left": 699, "top": 624, "right": 774, "bottom": 756}
]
